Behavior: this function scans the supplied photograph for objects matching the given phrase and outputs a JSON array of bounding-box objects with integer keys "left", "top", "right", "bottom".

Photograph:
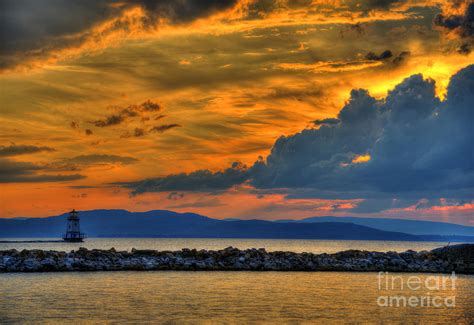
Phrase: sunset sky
[{"left": 0, "top": 0, "right": 473, "bottom": 225}]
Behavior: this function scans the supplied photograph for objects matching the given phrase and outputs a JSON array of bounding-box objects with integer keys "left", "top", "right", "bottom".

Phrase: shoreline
[
  {"left": 0, "top": 240, "right": 64, "bottom": 243},
  {"left": 1, "top": 244, "right": 473, "bottom": 274}
]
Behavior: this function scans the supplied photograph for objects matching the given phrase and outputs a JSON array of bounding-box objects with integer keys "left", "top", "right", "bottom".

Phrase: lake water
[
  {"left": 0, "top": 237, "right": 455, "bottom": 253},
  {"left": 1, "top": 239, "right": 473, "bottom": 323},
  {"left": 1, "top": 272, "right": 473, "bottom": 323}
]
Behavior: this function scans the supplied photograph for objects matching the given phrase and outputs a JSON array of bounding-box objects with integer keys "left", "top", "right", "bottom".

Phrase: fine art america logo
[{"left": 377, "top": 272, "right": 457, "bottom": 308}]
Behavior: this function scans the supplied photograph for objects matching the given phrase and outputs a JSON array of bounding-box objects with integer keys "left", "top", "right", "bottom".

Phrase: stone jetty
[{"left": 1, "top": 244, "right": 473, "bottom": 274}]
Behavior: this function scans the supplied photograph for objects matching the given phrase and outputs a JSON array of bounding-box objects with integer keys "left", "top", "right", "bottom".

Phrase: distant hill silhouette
[
  {"left": 0, "top": 209, "right": 472, "bottom": 242},
  {"left": 275, "top": 216, "right": 474, "bottom": 236}
]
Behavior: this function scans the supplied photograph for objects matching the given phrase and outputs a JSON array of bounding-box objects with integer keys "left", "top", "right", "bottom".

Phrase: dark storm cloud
[
  {"left": 120, "top": 127, "right": 149, "bottom": 138},
  {"left": 339, "top": 23, "right": 368, "bottom": 38},
  {"left": 121, "top": 123, "right": 181, "bottom": 137},
  {"left": 138, "top": 100, "right": 161, "bottom": 112},
  {"left": 0, "top": 158, "right": 85, "bottom": 183},
  {"left": 123, "top": 162, "right": 249, "bottom": 195},
  {"left": 167, "top": 191, "right": 185, "bottom": 200},
  {"left": 313, "top": 118, "right": 340, "bottom": 126},
  {"left": 243, "top": 0, "right": 405, "bottom": 19},
  {"left": 93, "top": 114, "right": 127, "bottom": 127},
  {"left": 65, "top": 154, "right": 138, "bottom": 165},
  {"left": 0, "top": 0, "right": 436, "bottom": 70},
  {"left": 352, "top": 0, "right": 406, "bottom": 11},
  {"left": 0, "top": 0, "right": 239, "bottom": 69},
  {"left": 92, "top": 100, "right": 160, "bottom": 127},
  {"left": 392, "top": 51, "right": 410, "bottom": 65},
  {"left": 458, "top": 43, "right": 471, "bottom": 54},
  {"left": 135, "top": 0, "right": 238, "bottom": 24},
  {"left": 434, "top": 2, "right": 474, "bottom": 35},
  {"left": 150, "top": 124, "right": 181, "bottom": 133},
  {"left": 434, "top": 2, "right": 474, "bottom": 54},
  {"left": 250, "top": 64, "right": 473, "bottom": 195},
  {"left": 134, "top": 128, "right": 146, "bottom": 137},
  {"left": 0, "top": 0, "right": 116, "bottom": 54},
  {"left": 264, "top": 86, "right": 325, "bottom": 100},
  {"left": 69, "top": 185, "right": 98, "bottom": 189},
  {"left": 123, "top": 64, "right": 474, "bottom": 207},
  {"left": 365, "top": 50, "right": 393, "bottom": 61},
  {"left": 0, "top": 144, "right": 55, "bottom": 157},
  {"left": 365, "top": 50, "right": 410, "bottom": 65}
]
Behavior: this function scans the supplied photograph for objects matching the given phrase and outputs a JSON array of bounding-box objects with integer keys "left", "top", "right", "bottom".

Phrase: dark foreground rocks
[{"left": 1, "top": 244, "right": 473, "bottom": 274}]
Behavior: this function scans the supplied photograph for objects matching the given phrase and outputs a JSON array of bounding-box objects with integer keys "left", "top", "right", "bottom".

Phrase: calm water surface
[
  {"left": 1, "top": 272, "right": 473, "bottom": 324},
  {"left": 1, "top": 239, "right": 472, "bottom": 323},
  {"left": 0, "top": 238, "right": 454, "bottom": 253}
]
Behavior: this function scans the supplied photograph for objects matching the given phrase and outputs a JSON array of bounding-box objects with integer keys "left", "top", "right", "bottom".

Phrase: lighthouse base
[
  {"left": 63, "top": 238, "right": 84, "bottom": 242},
  {"left": 63, "top": 236, "right": 85, "bottom": 242}
]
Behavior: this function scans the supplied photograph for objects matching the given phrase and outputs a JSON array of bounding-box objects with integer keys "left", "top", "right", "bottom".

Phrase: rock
[
  {"left": 131, "top": 249, "right": 156, "bottom": 256},
  {"left": 432, "top": 244, "right": 474, "bottom": 259},
  {"left": 23, "top": 258, "right": 41, "bottom": 271},
  {"left": 0, "top": 244, "right": 472, "bottom": 273},
  {"left": 40, "top": 258, "right": 57, "bottom": 269}
]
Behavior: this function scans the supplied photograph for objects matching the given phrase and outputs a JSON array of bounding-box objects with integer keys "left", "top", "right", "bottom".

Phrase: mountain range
[
  {"left": 1, "top": 209, "right": 473, "bottom": 242},
  {"left": 274, "top": 216, "right": 474, "bottom": 236}
]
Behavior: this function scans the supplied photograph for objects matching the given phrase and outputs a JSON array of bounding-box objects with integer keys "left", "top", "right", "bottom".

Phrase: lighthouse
[{"left": 63, "top": 209, "right": 85, "bottom": 242}]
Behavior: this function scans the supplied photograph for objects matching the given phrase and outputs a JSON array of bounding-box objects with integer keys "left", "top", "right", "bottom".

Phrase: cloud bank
[
  {"left": 0, "top": 0, "right": 239, "bottom": 71},
  {"left": 434, "top": 1, "right": 474, "bottom": 53},
  {"left": 92, "top": 100, "right": 161, "bottom": 127},
  {"left": 123, "top": 64, "right": 474, "bottom": 206},
  {"left": 0, "top": 158, "right": 85, "bottom": 183},
  {"left": 0, "top": 153, "right": 138, "bottom": 183},
  {"left": 0, "top": 145, "right": 55, "bottom": 157},
  {"left": 126, "top": 161, "right": 248, "bottom": 194},
  {"left": 1, "top": 0, "right": 464, "bottom": 71},
  {"left": 65, "top": 154, "right": 138, "bottom": 166}
]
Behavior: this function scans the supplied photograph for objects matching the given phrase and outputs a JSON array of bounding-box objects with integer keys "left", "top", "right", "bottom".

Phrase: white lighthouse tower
[{"left": 63, "top": 209, "right": 85, "bottom": 242}]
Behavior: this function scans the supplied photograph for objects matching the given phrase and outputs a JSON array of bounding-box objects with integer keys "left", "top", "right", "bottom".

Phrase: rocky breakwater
[{"left": 1, "top": 244, "right": 473, "bottom": 274}]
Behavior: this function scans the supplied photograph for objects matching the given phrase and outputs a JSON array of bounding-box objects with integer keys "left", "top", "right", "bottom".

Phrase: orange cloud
[
  {"left": 2, "top": 6, "right": 149, "bottom": 74},
  {"left": 2, "top": 0, "right": 448, "bottom": 73},
  {"left": 381, "top": 200, "right": 474, "bottom": 224},
  {"left": 351, "top": 154, "right": 371, "bottom": 164}
]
